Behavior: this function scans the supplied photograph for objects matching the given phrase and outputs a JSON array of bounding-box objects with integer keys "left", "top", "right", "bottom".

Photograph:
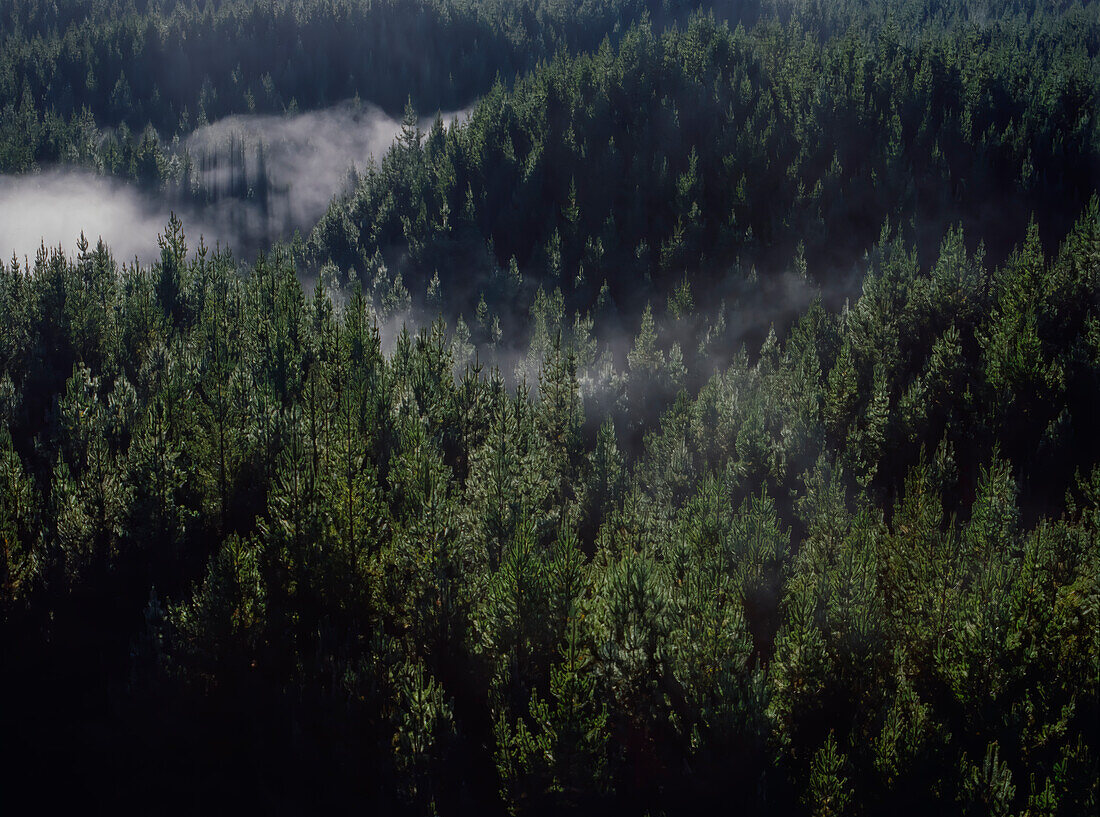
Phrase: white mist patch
[
  {"left": 185, "top": 101, "right": 470, "bottom": 238},
  {"left": 0, "top": 101, "right": 471, "bottom": 267},
  {"left": 0, "top": 170, "right": 228, "bottom": 265}
]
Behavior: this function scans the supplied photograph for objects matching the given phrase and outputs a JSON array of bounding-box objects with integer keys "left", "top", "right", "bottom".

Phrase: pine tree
[
  {"left": 391, "top": 656, "right": 457, "bottom": 815},
  {"left": 807, "top": 733, "right": 853, "bottom": 817},
  {"left": 0, "top": 431, "right": 40, "bottom": 607}
]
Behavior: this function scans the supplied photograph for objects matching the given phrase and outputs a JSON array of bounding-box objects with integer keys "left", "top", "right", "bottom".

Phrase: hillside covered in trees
[{"left": 0, "top": 0, "right": 1098, "bottom": 814}]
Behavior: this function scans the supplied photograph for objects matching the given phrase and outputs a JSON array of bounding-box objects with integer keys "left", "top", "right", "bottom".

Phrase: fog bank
[
  {"left": 0, "top": 101, "right": 470, "bottom": 265},
  {"left": 0, "top": 171, "right": 231, "bottom": 264},
  {"left": 183, "top": 100, "right": 469, "bottom": 249}
]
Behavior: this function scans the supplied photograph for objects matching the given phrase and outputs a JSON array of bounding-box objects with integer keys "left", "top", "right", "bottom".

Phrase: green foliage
[
  {"left": 807, "top": 733, "right": 852, "bottom": 817},
  {"left": 173, "top": 533, "right": 267, "bottom": 680},
  {"left": 391, "top": 655, "right": 458, "bottom": 814},
  {"left": 1, "top": 3, "right": 1099, "bottom": 811},
  {"left": 307, "top": 7, "right": 1099, "bottom": 336},
  {"left": 0, "top": 431, "right": 40, "bottom": 606}
]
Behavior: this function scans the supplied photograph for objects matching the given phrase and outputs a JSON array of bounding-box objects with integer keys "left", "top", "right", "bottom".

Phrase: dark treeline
[
  {"left": 1, "top": 0, "right": 1099, "bottom": 814},
  {"left": 308, "top": 11, "right": 1100, "bottom": 336},
  {"left": 0, "top": 202, "right": 1097, "bottom": 812},
  {"left": 3, "top": 0, "right": 1094, "bottom": 183},
  {"left": 4, "top": 1, "right": 1094, "bottom": 281},
  {"left": 0, "top": 0, "right": 707, "bottom": 174}
]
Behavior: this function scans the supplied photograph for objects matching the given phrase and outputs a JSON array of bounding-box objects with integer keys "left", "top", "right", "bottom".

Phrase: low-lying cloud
[
  {"left": 0, "top": 100, "right": 470, "bottom": 265},
  {"left": 186, "top": 100, "right": 468, "bottom": 240},
  {"left": 0, "top": 170, "right": 231, "bottom": 265}
]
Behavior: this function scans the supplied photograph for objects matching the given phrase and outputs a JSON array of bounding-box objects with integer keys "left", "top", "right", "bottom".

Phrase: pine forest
[{"left": 0, "top": 0, "right": 1098, "bottom": 813}]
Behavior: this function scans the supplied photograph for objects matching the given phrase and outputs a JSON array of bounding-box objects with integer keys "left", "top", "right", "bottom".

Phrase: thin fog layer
[
  {"left": 185, "top": 101, "right": 470, "bottom": 240},
  {"left": 0, "top": 101, "right": 470, "bottom": 265},
  {"left": 0, "top": 171, "right": 230, "bottom": 265}
]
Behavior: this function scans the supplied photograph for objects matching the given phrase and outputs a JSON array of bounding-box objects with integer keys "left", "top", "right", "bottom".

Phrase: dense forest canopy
[
  {"left": 0, "top": 0, "right": 1098, "bottom": 814},
  {"left": 307, "top": 11, "right": 1099, "bottom": 322}
]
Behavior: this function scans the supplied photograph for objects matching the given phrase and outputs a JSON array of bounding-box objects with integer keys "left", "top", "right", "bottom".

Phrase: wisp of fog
[
  {"left": 186, "top": 100, "right": 468, "bottom": 236},
  {"left": 0, "top": 101, "right": 469, "bottom": 265},
  {"left": 0, "top": 170, "right": 231, "bottom": 265}
]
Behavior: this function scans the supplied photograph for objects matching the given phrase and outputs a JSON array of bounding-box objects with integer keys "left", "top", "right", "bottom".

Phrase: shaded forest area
[
  {"left": 1, "top": 205, "right": 1097, "bottom": 814},
  {"left": 0, "top": 0, "right": 1098, "bottom": 814},
  {"left": 308, "top": 11, "right": 1099, "bottom": 328}
]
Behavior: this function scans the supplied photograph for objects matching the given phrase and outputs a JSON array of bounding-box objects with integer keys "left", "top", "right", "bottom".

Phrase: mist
[
  {"left": 182, "top": 100, "right": 469, "bottom": 250},
  {"left": 0, "top": 101, "right": 469, "bottom": 265},
  {"left": 0, "top": 170, "right": 232, "bottom": 265}
]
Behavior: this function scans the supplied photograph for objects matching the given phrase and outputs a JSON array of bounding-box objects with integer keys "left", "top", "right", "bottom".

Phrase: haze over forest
[
  {"left": 0, "top": 102, "right": 467, "bottom": 261},
  {"left": 0, "top": 0, "right": 1097, "bottom": 814}
]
